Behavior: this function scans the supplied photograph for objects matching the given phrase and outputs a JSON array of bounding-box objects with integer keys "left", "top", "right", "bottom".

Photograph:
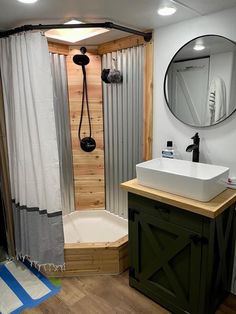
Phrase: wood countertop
[{"left": 121, "top": 179, "right": 236, "bottom": 219}]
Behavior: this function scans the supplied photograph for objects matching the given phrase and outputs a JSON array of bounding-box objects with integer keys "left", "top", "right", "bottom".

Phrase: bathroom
[{"left": 1, "top": 0, "right": 236, "bottom": 313}]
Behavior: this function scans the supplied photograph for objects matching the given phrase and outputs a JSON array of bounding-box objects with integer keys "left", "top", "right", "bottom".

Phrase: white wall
[{"left": 153, "top": 7, "right": 236, "bottom": 176}]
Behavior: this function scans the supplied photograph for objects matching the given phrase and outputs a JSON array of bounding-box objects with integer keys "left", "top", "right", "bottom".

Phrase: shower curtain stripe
[{"left": 102, "top": 46, "right": 144, "bottom": 218}]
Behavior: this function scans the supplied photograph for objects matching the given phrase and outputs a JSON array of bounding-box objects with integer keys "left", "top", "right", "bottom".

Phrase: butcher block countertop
[{"left": 121, "top": 179, "right": 236, "bottom": 219}]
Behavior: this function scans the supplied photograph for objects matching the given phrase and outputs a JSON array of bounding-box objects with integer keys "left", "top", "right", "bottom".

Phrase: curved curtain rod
[{"left": 0, "top": 21, "right": 152, "bottom": 42}]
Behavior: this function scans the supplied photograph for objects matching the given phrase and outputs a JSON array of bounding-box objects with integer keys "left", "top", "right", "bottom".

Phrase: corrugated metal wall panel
[{"left": 102, "top": 46, "right": 144, "bottom": 218}]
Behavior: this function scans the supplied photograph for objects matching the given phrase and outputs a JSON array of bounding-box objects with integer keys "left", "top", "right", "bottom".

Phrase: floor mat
[{"left": 0, "top": 260, "right": 60, "bottom": 314}]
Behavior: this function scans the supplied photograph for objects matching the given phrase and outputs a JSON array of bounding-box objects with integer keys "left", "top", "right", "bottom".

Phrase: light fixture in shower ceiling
[
  {"left": 45, "top": 19, "right": 110, "bottom": 43},
  {"left": 17, "top": 0, "right": 38, "bottom": 3}
]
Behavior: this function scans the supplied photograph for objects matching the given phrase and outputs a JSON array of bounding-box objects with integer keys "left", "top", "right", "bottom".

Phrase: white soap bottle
[{"left": 162, "top": 141, "right": 174, "bottom": 159}]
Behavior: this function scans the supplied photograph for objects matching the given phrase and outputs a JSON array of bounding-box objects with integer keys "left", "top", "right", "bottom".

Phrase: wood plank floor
[{"left": 22, "top": 271, "right": 236, "bottom": 314}]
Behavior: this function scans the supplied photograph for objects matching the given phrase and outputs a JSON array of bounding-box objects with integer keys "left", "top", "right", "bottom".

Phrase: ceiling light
[
  {"left": 193, "top": 44, "right": 205, "bottom": 51},
  {"left": 157, "top": 6, "right": 177, "bottom": 16},
  {"left": 17, "top": 0, "right": 38, "bottom": 3}
]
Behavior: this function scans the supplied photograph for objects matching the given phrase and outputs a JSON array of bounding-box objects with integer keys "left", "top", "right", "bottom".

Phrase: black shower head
[{"left": 73, "top": 54, "right": 90, "bottom": 66}]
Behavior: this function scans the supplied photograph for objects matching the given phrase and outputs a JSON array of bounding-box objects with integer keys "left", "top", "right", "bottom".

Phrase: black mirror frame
[{"left": 163, "top": 34, "right": 236, "bottom": 128}]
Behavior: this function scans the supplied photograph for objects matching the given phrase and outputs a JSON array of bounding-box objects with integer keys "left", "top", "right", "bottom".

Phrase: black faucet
[{"left": 186, "top": 133, "right": 200, "bottom": 162}]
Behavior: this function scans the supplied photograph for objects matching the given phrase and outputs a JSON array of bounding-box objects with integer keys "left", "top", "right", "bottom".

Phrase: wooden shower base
[{"left": 45, "top": 235, "right": 128, "bottom": 277}]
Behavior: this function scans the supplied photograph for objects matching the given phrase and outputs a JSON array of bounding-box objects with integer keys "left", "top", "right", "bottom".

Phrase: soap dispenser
[{"left": 162, "top": 141, "right": 174, "bottom": 159}]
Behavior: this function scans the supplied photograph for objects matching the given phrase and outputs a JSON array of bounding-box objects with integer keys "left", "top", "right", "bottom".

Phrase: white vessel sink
[{"left": 136, "top": 158, "right": 229, "bottom": 202}]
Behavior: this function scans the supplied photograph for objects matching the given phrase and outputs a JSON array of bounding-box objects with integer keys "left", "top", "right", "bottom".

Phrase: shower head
[{"left": 73, "top": 54, "right": 90, "bottom": 66}]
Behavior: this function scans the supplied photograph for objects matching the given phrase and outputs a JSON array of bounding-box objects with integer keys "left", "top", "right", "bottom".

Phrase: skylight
[
  {"left": 45, "top": 19, "right": 109, "bottom": 43},
  {"left": 17, "top": 0, "right": 38, "bottom": 3}
]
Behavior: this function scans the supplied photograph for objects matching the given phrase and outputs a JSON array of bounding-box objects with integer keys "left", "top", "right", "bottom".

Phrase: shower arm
[{"left": 0, "top": 22, "right": 152, "bottom": 42}]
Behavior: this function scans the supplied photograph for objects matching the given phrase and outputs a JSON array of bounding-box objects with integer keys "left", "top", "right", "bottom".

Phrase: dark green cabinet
[{"left": 128, "top": 193, "right": 236, "bottom": 314}]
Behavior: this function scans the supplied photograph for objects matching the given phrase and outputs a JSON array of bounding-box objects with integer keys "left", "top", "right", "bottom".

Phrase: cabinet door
[{"left": 129, "top": 208, "right": 202, "bottom": 314}]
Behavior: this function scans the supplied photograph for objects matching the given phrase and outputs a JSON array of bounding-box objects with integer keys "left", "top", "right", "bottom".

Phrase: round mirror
[{"left": 164, "top": 35, "right": 236, "bottom": 127}]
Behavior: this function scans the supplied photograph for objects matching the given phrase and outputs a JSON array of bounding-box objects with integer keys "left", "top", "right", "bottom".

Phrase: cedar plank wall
[
  {"left": 48, "top": 35, "right": 153, "bottom": 210},
  {"left": 67, "top": 48, "right": 105, "bottom": 210}
]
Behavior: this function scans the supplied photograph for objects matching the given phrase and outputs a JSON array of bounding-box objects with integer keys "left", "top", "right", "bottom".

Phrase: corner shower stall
[
  {"left": 48, "top": 44, "right": 145, "bottom": 276},
  {"left": 0, "top": 28, "right": 153, "bottom": 275}
]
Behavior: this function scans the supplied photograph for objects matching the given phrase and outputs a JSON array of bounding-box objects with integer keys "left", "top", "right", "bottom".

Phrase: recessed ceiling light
[
  {"left": 193, "top": 44, "right": 205, "bottom": 51},
  {"left": 17, "top": 0, "right": 38, "bottom": 3},
  {"left": 157, "top": 6, "right": 177, "bottom": 16}
]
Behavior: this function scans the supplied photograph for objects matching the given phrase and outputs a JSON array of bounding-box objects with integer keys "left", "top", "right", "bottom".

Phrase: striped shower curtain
[
  {"left": 0, "top": 32, "right": 64, "bottom": 268},
  {"left": 102, "top": 46, "right": 144, "bottom": 218}
]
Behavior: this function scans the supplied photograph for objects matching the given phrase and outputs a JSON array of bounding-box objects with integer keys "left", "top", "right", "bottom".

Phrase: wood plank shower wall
[
  {"left": 48, "top": 36, "right": 153, "bottom": 211},
  {"left": 67, "top": 48, "right": 105, "bottom": 210}
]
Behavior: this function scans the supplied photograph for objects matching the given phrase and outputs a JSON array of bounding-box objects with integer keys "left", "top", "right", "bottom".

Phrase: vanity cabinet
[{"left": 122, "top": 179, "right": 236, "bottom": 314}]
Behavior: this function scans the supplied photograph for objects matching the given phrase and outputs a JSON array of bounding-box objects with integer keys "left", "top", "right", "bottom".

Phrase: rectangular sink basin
[{"left": 136, "top": 158, "right": 229, "bottom": 202}]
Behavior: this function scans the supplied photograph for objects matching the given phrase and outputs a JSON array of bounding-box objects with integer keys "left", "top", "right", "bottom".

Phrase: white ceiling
[{"left": 1, "top": 0, "right": 236, "bottom": 45}]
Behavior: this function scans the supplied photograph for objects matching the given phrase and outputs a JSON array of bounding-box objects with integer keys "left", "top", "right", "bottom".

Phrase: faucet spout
[
  {"left": 186, "top": 144, "right": 198, "bottom": 152},
  {"left": 186, "top": 133, "right": 200, "bottom": 162}
]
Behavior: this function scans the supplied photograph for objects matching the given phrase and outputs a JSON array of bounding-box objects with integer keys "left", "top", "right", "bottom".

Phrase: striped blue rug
[{"left": 0, "top": 260, "right": 60, "bottom": 314}]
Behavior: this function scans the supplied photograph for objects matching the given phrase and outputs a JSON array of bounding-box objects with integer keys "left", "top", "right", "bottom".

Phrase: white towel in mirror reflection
[{"left": 207, "top": 76, "right": 226, "bottom": 125}]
